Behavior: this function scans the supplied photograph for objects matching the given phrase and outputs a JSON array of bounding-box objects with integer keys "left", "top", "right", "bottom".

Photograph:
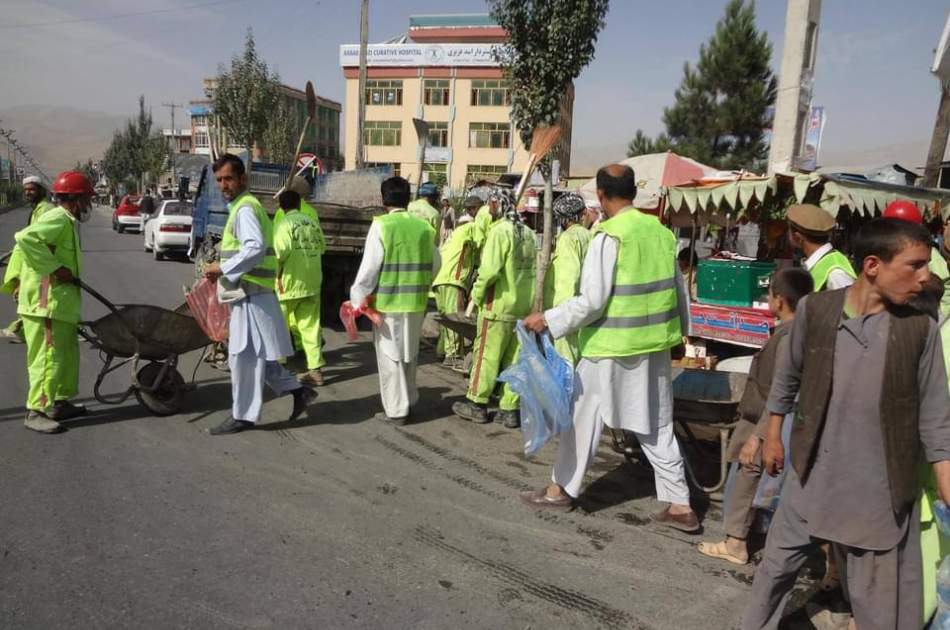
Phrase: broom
[
  {"left": 513, "top": 124, "right": 563, "bottom": 203},
  {"left": 283, "top": 81, "right": 318, "bottom": 192}
]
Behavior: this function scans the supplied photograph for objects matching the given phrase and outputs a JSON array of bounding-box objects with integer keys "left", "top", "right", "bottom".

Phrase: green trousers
[
  {"left": 280, "top": 296, "right": 325, "bottom": 370},
  {"left": 22, "top": 315, "right": 79, "bottom": 412},
  {"left": 435, "top": 285, "right": 466, "bottom": 359},
  {"left": 466, "top": 315, "right": 520, "bottom": 411}
]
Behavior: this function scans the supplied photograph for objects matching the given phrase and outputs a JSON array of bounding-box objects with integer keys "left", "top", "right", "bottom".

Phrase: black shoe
[
  {"left": 289, "top": 386, "right": 317, "bottom": 421},
  {"left": 210, "top": 416, "right": 253, "bottom": 435},
  {"left": 374, "top": 411, "right": 407, "bottom": 426},
  {"left": 47, "top": 400, "right": 87, "bottom": 421},
  {"left": 497, "top": 410, "right": 520, "bottom": 429},
  {"left": 452, "top": 401, "right": 489, "bottom": 424}
]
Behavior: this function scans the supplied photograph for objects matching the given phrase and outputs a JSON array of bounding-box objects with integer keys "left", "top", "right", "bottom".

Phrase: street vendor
[
  {"left": 350, "top": 176, "right": 439, "bottom": 424},
  {"left": 432, "top": 195, "right": 481, "bottom": 371},
  {"left": 452, "top": 190, "right": 536, "bottom": 429},
  {"left": 274, "top": 189, "right": 327, "bottom": 387},
  {"left": 542, "top": 192, "right": 594, "bottom": 365},
  {"left": 407, "top": 182, "right": 442, "bottom": 232},
  {"left": 2, "top": 175, "right": 58, "bottom": 344},
  {"left": 743, "top": 218, "right": 950, "bottom": 629},
  {"left": 520, "top": 164, "right": 698, "bottom": 532},
  {"left": 12, "top": 171, "right": 93, "bottom": 433},
  {"left": 787, "top": 203, "right": 856, "bottom": 291},
  {"left": 203, "top": 154, "right": 316, "bottom": 435}
]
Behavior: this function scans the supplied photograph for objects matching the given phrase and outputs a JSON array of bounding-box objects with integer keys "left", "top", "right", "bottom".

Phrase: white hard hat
[{"left": 22, "top": 175, "right": 43, "bottom": 187}]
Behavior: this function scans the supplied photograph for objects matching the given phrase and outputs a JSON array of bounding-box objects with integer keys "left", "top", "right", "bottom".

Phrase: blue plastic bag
[
  {"left": 498, "top": 322, "right": 574, "bottom": 456},
  {"left": 935, "top": 500, "right": 950, "bottom": 538},
  {"left": 751, "top": 410, "right": 794, "bottom": 513}
]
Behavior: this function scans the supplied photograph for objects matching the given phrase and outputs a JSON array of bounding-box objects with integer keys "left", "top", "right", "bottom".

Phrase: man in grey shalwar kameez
[
  {"left": 203, "top": 154, "right": 315, "bottom": 435},
  {"left": 521, "top": 164, "right": 699, "bottom": 532}
]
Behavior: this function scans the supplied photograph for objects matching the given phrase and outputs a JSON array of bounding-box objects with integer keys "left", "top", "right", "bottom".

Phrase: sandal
[{"left": 697, "top": 540, "right": 748, "bottom": 565}]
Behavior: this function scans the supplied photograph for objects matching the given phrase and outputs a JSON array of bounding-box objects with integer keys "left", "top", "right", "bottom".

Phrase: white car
[{"left": 143, "top": 200, "right": 194, "bottom": 260}]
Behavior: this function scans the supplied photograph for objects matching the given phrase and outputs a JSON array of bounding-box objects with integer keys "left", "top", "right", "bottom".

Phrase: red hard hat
[
  {"left": 51, "top": 170, "right": 94, "bottom": 196},
  {"left": 882, "top": 199, "right": 923, "bottom": 224}
]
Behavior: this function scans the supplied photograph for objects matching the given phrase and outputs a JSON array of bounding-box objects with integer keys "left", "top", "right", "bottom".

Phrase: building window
[
  {"left": 365, "top": 162, "right": 401, "bottom": 178},
  {"left": 364, "top": 121, "right": 402, "bottom": 146},
  {"left": 424, "top": 79, "right": 450, "bottom": 106},
  {"left": 366, "top": 80, "right": 403, "bottom": 106},
  {"left": 471, "top": 80, "right": 511, "bottom": 107},
  {"left": 194, "top": 132, "right": 210, "bottom": 148},
  {"left": 469, "top": 122, "right": 511, "bottom": 149},
  {"left": 192, "top": 114, "right": 208, "bottom": 127},
  {"left": 423, "top": 163, "right": 447, "bottom": 187},
  {"left": 427, "top": 122, "right": 448, "bottom": 147},
  {"left": 466, "top": 164, "right": 507, "bottom": 183}
]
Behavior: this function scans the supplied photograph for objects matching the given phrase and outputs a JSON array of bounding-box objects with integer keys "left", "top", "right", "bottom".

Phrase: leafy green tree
[
  {"left": 262, "top": 99, "right": 297, "bottom": 168},
  {"left": 626, "top": 129, "right": 671, "bottom": 158},
  {"left": 213, "top": 28, "right": 281, "bottom": 176},
  {"left": 630, "top": 0, "right": 776, "bottom": 170},
  {"left": 489, "top": 0, "right": 610, "bottom": 308},
  {"left": 100, "top": 96, "right": 167, "bottom": 192},
  {"left": 74, "top": 158, "right": 99, "bottom": 185}
]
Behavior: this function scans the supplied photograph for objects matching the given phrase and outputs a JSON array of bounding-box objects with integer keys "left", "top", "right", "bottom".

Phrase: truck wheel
[{"left": 134, "top": 362, "right": 185, "bottom": 416}]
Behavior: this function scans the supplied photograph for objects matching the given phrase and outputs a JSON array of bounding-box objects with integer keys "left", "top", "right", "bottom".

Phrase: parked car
[
  {"left": 112, "top": 195, "right": 142, "bottom": 232},
  {"left": 143, "top": 200, "right": 194, "bottom": 260}
]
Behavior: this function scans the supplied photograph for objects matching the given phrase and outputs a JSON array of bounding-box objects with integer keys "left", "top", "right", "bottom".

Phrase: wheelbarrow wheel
[{"left": 134, "top": 362, "right": 185, "bottom": 416}]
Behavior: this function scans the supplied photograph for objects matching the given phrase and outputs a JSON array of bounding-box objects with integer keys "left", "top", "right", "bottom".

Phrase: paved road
[{"left": 0, "top": 204, "right": 806, "bottom": 629}]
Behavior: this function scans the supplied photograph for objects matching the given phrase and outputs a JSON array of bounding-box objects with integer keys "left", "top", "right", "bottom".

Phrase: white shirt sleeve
[
  {"left": 674, "top": 264, "right": 691, "bottom": 336},
  {"left": 825, "top": 268, "right": 856, "bottom": 290},
  {"left": 220, "top": 205, "right": 265, "bottom": 283},
  {"left": 350, "top": 220, "right": 384, "bottom": 306},
  {"left": 544, "top": 233, "right": 618, "bottom": 339}
]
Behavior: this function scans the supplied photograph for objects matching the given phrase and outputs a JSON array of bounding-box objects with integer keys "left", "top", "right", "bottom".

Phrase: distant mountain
[{"left": 0, "top": 106, "right": 128, "bottom": 178}]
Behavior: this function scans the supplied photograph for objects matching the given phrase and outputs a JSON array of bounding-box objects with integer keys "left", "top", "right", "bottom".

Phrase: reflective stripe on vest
[
  {"left": 220, "top": 191, "right": 278, "bottom": 291},
  {"left": 578, "top": 208, "right": 681, "bottom": 357},
  {"left": 809, "top": 249, "right": 856, "bottom": 291},
  {"left": 374, "top": 211, "right": 435, "bottom": 313}
]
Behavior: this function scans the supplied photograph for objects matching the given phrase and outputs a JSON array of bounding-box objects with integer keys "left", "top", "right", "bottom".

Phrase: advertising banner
[{"left": 340, "top": 44, "right": 502, "bottom": 67}]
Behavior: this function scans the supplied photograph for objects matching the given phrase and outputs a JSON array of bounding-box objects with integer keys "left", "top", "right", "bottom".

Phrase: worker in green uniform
[
  {"left": 543, "top": 193, "right": 595, "bottom": 365},
  {"left": 274, "top": 189, "right": 327, "bottom": 387},
  {"left": 432, "top": 195, "right": 482, "bottom": 371},
  {"left": 13, "top": 171, "right": 94, "bottom": 433},
  {"left": 473, "top": 191, "right": 502, "bottom": 249},
  {"left": 452, "top": 191, "right": 536, "bottom": 429},
  {"left": 2, "top": 176, "right": 58, "bottom": 343},
  {"left": 273, "top": 176, "right": 322, "bottom": 227},
  {"left": 407, "top": 182, "right": 442, "bottom": 232}
]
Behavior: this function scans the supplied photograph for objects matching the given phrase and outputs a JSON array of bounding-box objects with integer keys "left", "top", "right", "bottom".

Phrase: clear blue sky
[{"left": 1, "top": 0, "right": 948, "bottom": 171}]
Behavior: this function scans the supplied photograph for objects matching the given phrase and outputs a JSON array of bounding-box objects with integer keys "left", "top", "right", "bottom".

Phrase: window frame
[
  {"left": 423, "top": 79, "right": 451, "bottom": 106},
  {"left": 468, "top": 122, "right": 511, "bottom": 149},
  {"left": 365, "top": 79, "right": 404, "bottom": 107},
  {"left": 363, "top": 121, "right": 402, "bottom": 147},
  {"left": 470, "top": 80, "right": 511, "bottom": 107}
]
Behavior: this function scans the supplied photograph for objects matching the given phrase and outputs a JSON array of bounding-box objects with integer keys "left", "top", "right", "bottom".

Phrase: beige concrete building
[{"left": 340, "top": 14, "right": 572, "bottom": 192}]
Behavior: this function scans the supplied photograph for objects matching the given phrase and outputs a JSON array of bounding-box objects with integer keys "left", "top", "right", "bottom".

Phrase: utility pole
[
  {"left": 162, "top": 101, "right": 183, "bottom": 184},
  {"left": 923, "top": 13, "right": 950, "bottom": 189},
  {"left": 767, "top": 0, "right": 822, "bottom": 175},
  {"left": 355, "top": 0, "right": 369, "bottom": 170}
]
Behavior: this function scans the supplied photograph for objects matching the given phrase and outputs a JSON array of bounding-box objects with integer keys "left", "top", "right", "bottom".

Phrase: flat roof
[{"left": 409, "top": 14, "right": 498, "bottom": 28}]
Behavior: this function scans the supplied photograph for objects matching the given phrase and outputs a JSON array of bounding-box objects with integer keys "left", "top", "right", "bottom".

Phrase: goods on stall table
[
  {"left": 690, "top": 303, "right": 774, "bottom": 348},
  {"left": 697, "top": 259, "right": 776, "bottom": 308}
]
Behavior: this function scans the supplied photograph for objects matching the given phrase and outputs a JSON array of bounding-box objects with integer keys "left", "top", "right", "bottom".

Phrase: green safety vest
[
  {"left": 407, "top": 198, "right": 441, "bottom": 231},
  {"left": 13, "top": 205, "right": 82, "bottom": 323},
  {"left": 374, "top": 211, "right": 435, "bottom": 313},
  {"left": 809, "top": 249, "right": 856, "bottom": 291},
  {"left": 433, "top": 219, "right": 478, "bottom": 290},
  {"left": 544, "top": 223, "right": 593, "bottom": 310},
  {"left": 1, "top": 199, "right": 58, "bottom": 293},
  {"left": 220, "top": 191, "right": 278, "bottom": 292},
  {"left": 578, "top": 207, "right": 681, "bottom": 358},
  {"left": 274, "top": 199, "right": 320, "bottom": 227},
  {"left": 274, "top": 210, "right": 324, "bottom": 301},
  {"left": 474, "top": 204, "right": 496, "bottom": 249},
  {"left": 470, "top": 218, "right": 537, "bottom": 321}
]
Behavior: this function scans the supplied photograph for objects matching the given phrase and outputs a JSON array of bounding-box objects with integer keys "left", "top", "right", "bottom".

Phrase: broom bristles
[
  {"left": 529, "top": 124, "right": 562, "bottom": 159},
  {"left": 305, "top": 81, "right": 317, "bottom": 118}
]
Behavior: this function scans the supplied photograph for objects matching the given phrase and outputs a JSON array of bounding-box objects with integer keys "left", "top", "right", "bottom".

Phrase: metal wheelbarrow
[{"left": 77, "top": 281, "right": 212, "bottom": 416}]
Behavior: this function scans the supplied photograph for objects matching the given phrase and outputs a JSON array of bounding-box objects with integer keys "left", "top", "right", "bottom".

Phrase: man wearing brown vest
[{"left": 742, "top": 219, "right": 950, "bottom": 630}]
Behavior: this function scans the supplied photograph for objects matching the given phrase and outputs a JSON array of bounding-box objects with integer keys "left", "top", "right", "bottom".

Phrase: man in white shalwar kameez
[
  {"left": 203, "top": 154, "right": 316, "bottom": 435},
  {"left": 350, "top": 177, "right": 440, "bottom": 424},
  {"left": 522, "top": 164, "right": 699, "bottom": 532}
]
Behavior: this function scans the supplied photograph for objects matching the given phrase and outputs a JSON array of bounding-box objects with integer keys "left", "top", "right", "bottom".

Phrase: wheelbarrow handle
[{"left": 77, "top": 279, "right": 121, "bottom": 316}]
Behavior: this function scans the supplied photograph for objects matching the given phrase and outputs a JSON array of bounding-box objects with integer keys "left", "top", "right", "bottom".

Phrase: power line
[
  {"left": 0, "top": 122, "right": 50, "bottom": 183},
  {"left": 0, "top": 0, "right": 236, "bottom": 30}
]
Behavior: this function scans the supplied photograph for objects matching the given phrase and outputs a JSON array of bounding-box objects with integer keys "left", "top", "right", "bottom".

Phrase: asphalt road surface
[{"left": 0, "top": 204, "right": 819, "bottom": 629}]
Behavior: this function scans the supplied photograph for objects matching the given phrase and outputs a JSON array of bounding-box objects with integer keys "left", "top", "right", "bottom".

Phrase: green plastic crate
[{"left": 696, "top": 259, "right": 776, "bottom": 308}]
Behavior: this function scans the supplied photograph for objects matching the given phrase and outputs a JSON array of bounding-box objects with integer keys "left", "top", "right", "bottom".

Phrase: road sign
[{"left": 297, "top": 153, "right": 316, "bottom": 169}]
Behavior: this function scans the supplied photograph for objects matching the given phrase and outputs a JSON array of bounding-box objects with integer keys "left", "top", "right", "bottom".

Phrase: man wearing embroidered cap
[
  {"left": 1, "top": 176, "right": 57, "bottom": 343},
  {"left": 787, "top": 204, "right": 856, "bottom": 291},
  {"left": 543, "top": 192, "right": 595, "bottom": 364},
  {"left": 202, "top": 154, "right": 316, "bottom": 435}
]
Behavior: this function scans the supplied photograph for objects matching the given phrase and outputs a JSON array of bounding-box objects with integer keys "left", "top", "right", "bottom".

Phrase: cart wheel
[{"left": 134, "top": 362, "right": 185, "bottom": 416}]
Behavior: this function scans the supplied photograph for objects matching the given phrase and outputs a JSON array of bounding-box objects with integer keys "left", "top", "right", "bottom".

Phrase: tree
[
  {"left": 489, "top": 0, "right": 610, "bottom": 308},
  {"left": 630, "top": 0, "right": 776, "bottom": 170},
  {"left": 626, "top": 129, "right": 671, "bottom": 158},
  {"left": 74, "top": 158, "right": 99, "bottom": 184},
  {"left": 213, "top": 28, "right": 281, "bottom": 176},
  {"left": 262, "top": 100, "right": 297, "bottom": 168},
  {"left": 100, "top": 96, "right": 167, "bottom": 192}
]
